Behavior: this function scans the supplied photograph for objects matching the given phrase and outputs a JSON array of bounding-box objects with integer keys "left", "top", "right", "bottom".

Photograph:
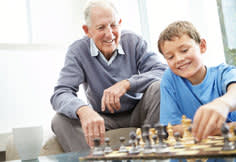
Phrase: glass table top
[{"left": 6, "top": 151, "right": 236, "bottom": 162}]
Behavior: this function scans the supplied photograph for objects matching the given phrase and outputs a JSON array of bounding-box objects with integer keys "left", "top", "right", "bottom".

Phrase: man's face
[
  {"left": 161, "top": 35, "right": 206, "bottom": 84},
  {"left": 83, "top": 6, "right": 121, "bottom": 58}
]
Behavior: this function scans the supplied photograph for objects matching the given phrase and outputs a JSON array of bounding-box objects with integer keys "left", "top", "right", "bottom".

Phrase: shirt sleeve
[
  {"left": 50, "top": 49, "right": 89, "bottom": 119},
  {"left": 160, "top": 70, "right": 183, "bottom": 126},
  {"left": 127, "top": 36, "right": 167, "bottom": 93},
  {"left": 220, "top": 64, "right": 236, "bottom": 93}
]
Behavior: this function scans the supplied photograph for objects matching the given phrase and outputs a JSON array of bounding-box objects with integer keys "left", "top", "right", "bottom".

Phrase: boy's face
[{"left": 161, "top": 35, "right": 206, "bottom": 84}]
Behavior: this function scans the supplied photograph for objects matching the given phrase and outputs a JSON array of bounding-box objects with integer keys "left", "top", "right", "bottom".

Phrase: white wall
[{"left": 0, "top": 48, "right": 65, "bottom": 133}]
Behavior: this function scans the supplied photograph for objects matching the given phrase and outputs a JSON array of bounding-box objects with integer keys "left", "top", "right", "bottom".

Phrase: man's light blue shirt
[{"left": 90, "top": 39, "right": 125, "bottom": 65}]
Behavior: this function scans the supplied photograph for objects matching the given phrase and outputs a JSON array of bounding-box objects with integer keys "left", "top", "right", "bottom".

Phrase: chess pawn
[
  {"left": 128, "top": 131, "right": 140, "bottom": 155},
  {"left": 221, "top": 122, "right": 234, "bottom": 151},
  {"left": 118, "top": 136, "right": 128, "bottom": 153},
  {"left": 229, "top": 124, "right": 236, "bottom": 141},
  {"left": 166, "top": 123, "right": 176, "bottom": 146},
  {"left": 136, "top": 128, "right": 144, "bottom": 145},
  {"left": 92, "top": 138, "right": 104, "bottom": 156},
  {"left": 142, "top": 124, "right": 153, "bottom": 154},
  {"left": 221, "top": 123, "right": 235, "bottom": 150},
  {"left": 104, "top": 137, "right": 112, "bottom": 154},
  {"left": 136, "top": 135, "right": 144, "bottom": 152},
  {"left": 182, "top": 117, "right": 192, "bottom": 139},
  {"left": 174, "top": 132, "right": 184, "bottom": 149}
]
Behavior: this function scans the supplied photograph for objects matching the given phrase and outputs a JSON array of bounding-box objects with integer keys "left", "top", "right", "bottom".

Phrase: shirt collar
[{"left": 90, "top": 39, "right": 125, "bottom": 57}]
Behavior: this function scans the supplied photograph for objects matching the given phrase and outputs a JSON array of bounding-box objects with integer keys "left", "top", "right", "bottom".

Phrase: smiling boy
[{"left": 158, "top": 21, "right": 236, "bottom": 141}]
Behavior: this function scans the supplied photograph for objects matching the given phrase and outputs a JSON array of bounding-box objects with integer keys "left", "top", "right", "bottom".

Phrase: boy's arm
[{"left": 192, "top": 83, "right": 236, "bottom": 141}]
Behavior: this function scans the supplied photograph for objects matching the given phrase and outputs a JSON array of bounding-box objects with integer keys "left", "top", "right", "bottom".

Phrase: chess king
[{"left": 158, "top": 21, "right": 236, "bottom": 141}]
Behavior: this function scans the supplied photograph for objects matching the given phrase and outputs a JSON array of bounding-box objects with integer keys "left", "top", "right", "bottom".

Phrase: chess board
[{"left": 79, "top": 136, "right": 236, "bottom": 161}]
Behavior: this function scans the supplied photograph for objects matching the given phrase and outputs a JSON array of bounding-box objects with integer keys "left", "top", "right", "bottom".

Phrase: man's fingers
[
  {"left": 114, "top": 96, "right": 120, "bottom": 110},
  {"left": 101, "top": 95, "right": 106, "bottom": 111},
  {"left": 88, "top": 123, "right": 94, "bottom": 147},
  {"left": 105, "top": 93, "right": 114, "bottom": 113},
  {"left": 83, "top": 124, "right": 89, "bottom": 146},
  {"left": 99, "top": 121, "right": 105, "bottom": 144}
]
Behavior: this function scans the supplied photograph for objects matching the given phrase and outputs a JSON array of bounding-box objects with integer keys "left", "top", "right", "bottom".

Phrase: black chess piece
[
  {"left": 221, "top": 122, "right": 234, "bottom": 151},
  {"left": 155, "top": 124, "right": 169, "bottom": 153},
  {"left": 142, "top": 124, "right": 153, "bottom": 154},
  {"left": 104, "top": 137, "right": 112, "bottom": 154},
  {"left": 118, "top": 136, "right": 128, "bottom": 153},
  {"left": 174, "top": 132, "right": 184, "bottom": 149},
  {"left": 128, "top": 131, "right": 140, "bottom": 154},
  {"left": 92, "top": 137, "right": 104, "bottom": 156}
]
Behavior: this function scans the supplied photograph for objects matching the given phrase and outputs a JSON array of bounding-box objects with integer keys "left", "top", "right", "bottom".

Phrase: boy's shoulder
[
  {"left": 161, "top": 68, "right": 182, "bottom": 87},
  {"left": 208, "top": 63, "right": 236, "bottom": 74}
]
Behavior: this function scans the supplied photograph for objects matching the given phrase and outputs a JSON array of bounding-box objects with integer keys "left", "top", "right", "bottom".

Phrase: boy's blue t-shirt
[{"left": 160, "top": 63, "right": 236, "bottom": 125}]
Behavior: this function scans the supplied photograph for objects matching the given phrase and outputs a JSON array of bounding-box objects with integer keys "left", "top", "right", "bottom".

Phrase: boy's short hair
[{"left": 158, "top": 21, "right": 201, "bottom": 54}]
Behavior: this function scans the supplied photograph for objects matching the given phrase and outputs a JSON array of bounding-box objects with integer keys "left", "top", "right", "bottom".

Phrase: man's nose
[{"left": 104, "top": 26, "right": 114, "bottom": 39}]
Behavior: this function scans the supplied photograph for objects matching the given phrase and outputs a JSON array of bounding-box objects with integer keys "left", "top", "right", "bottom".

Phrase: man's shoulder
[
  {"left": 68, "top": 36, "right": 90, "bottom": 51},
  {"left": 120, "top": 30, "right": 142, "bottom": 41}
]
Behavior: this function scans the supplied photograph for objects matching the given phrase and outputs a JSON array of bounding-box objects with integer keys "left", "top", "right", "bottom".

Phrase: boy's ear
[{"left": 200, "top": 39, "right": 207, "bottom": 53}]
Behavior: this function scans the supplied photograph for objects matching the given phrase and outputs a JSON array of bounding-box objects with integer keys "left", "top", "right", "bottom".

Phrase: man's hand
[
  {"left": 77, "top": 106, "right": 105, "bottom": 148},
  {"left": 192, "top": 99, "right": 229, "bottom": 141},
  {"left": 101, "top": 80, "right": 130, "bottom": 113}
]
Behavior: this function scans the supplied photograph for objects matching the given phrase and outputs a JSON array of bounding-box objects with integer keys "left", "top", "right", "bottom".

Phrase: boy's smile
[{"left": 162, "top": 35, "right": 207, "bottom": 85}]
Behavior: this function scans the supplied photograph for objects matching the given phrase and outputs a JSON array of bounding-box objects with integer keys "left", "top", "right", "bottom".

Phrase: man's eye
[
  {"left": 111, "top": 24, "right": 117, "bottom": 28},
  {"left": 97, "top": 26, "right": 104, "bottom": 30}
]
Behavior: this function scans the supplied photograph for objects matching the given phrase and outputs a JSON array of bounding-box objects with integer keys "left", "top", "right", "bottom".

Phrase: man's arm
[
  {"left": 192, "top": 83, "right": 236, "bottom": 140},
  {"left": 50, "top": 50, "right": 88, "bottom": 119}
]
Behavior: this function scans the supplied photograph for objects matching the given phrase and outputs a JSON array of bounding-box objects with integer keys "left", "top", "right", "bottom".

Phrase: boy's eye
[
  {"left": 166, "top": 56, "right": 174, "bottom": 60},
  {"left": 181, "top": 48, "right": 188, "bottom": 53}
]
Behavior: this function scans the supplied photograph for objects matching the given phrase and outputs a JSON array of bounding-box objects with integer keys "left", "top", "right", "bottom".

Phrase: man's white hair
[{"left": 83, "top": 0, "right": 120, "bottom": 27}]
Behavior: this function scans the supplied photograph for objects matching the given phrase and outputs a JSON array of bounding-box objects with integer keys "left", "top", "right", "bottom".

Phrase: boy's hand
[{"left": 192, "top": 99, "right": 229, "bottom": 141}]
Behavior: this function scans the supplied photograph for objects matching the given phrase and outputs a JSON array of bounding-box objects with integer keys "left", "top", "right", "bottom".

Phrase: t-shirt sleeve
[
  {"left": 220, "top": 64, "right": 236, "bottom": 93},
  {"left": 160, "top": 70, "right": 183, "bottom": 126}
]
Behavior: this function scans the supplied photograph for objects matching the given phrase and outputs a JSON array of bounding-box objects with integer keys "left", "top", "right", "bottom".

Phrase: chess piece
[
  {"left": 166, "top": 123, "right": 176, "bottom": 145},
  {"left": 174, "top": 132, "right": 184, "bottom": 149},
  {"left": 136, "top": 128, "right": 144, "bottom": 145},
  {"left": 234, "top": 127, "right": 236, "bottom": 148},
  {"left": 92, "top": 138, "right": 104, "bottom": 156},
  {"left": 142, "top": 124, "right": 153, "bottom": 154},
  {"left": 154, "top": 123, "right": 169, "bottom": 153},
  {"left": 221, "top": 122, "right": 234, "bottom": 151},
  {"left": 136, "top": 135, "right": 144, "bottom": 152},
  {"left": 104, "top": 137, "right": 112, "bottom": 154},
  {"left": 128, "top": 131, "right": 140, "bottom": 154},
  {"left": 118, "top": 136, "right": 128, "bottom": 153}
]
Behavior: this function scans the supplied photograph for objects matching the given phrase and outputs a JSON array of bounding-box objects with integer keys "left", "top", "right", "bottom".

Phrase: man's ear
[
  {"left": 82, "top": 25, "right": 90, "bottom": 37},
  {"left": 118, "top": 18, "right": 122, "bottom": 25},
  {"left": 200, "top": 39, "right": 207, "bottom": 53}
]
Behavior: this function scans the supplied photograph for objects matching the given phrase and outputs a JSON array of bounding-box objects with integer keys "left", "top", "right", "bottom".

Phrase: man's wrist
[{"left": 123, "top": 80, "right": 130, "bottom": 91}]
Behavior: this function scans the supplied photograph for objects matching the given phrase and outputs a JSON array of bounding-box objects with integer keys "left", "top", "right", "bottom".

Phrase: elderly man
[{"left": 50, "top": 0, "right": 167, "bottom": 152}]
